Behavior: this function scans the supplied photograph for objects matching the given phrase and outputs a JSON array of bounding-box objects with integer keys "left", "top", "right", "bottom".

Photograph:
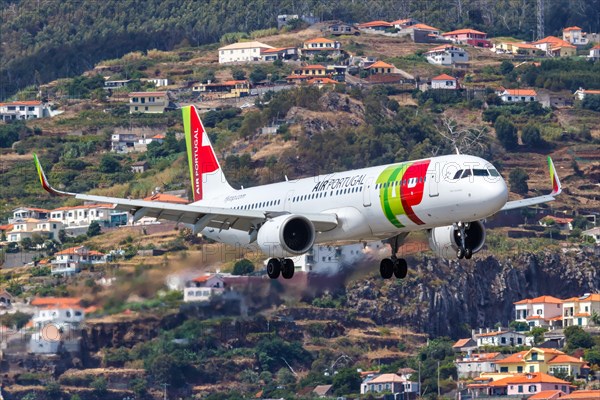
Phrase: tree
[
  {"left": 87, "top": 221, "right": 101, "bottom": 237},
  {"left": 276, "top": 367, "right": 296, "bottom": 386},
  {"left": 45, "top": 380, "right": 62, "bottom": 399},
  {"left": 232, "top": 259, "right": 255, "bottom": 275},
  {"left": 521, "top": 124, "right": 543, "bottom": 147},
  {"left": 509, "top": 168, "right": 529, "bottom": 195},
  {"left": 91, "top": 376, "right": 108, "bottom": 395},
  {"left": 509, "top": 320, "right": 529, "bottom": 332},
  {"left": 528, "top": 327, "right": 547, "bottom": 345},
  {"left": 500, "top": 60, "right": 514, "bottom": 75},
  {"left": 20, "top": 237, "right": 33, "bottom": 250},
  {"left": 201, "top": 69, "right": 216, "bottom": 83},
  {"left": 232, "top": 69, "right": 246, "bottom": 80},
  {"left": 332, "top": 367, "right": 361, "bottom": 396},
  {"left": 99, "top": 154, "right": 122, "bottom": 173},
  {"left": 584, "top": 347, "right": 600, "bottom": 366},
  {"left": 495, "top": 116, "right": 518, "bottom": 150},
  {"left": 249, "top": 66, "right": 267, "bottom": 84},
  {"left": 564, "top": 326, "right": 595, "bottom": 350}
]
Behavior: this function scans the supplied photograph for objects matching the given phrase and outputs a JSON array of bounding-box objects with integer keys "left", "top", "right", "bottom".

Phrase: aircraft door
[
  {"left": 363, "top": 177, "right": 373, "bottom": 207},
  {"left": 429, "top": 167, "right": 439, "bottom": 197}
]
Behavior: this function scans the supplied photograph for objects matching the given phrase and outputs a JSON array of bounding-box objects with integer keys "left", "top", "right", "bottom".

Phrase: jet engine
[
  {"left": 257, "top": 215, "right": 316, "bottom": 258},
  {"left": 427, "top": 221, "right": 486, "bottom": 259}
]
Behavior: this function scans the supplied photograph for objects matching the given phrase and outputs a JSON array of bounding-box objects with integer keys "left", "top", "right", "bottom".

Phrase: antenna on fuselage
[
  {"left": 455, "top": 147, "right": 461, "bottom": 155},
  {"left": 285, "top": 175, "right": 289, "bottom": 181}
]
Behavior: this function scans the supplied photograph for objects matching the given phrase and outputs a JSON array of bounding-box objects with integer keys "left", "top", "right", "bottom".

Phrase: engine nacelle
[
  {"left": 257, "top": 214, "right": 316, "bottom": 258},
  {"left": 428, "top": 221, "right": 486, "bottom": 259}
]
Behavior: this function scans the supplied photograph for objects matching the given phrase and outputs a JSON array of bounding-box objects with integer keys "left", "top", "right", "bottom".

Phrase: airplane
[{"left": 34, "top": 105, "right": 562, "bottom": 280}]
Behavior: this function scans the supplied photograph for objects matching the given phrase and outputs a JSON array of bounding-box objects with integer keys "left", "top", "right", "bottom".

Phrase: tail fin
[
  {"left": 182, "top": 105, "right": 234, "bottom": 202},
  {"left": 547, "top": 156, "right": 562, "bottom": 196}
]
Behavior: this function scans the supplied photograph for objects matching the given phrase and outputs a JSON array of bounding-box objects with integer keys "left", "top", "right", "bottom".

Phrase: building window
[
  {"left": 518, "top": 386, "right": 523, "bottom": 393},
  {"left": 529, "top": 385, "right": 536, "bottom": 393}
]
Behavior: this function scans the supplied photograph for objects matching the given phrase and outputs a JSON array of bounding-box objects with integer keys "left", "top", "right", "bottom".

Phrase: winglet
[
  {"left": 547, "top": 156, "right": 562, "bottom": 196},
  {"left": 33, "top": 153, "right": 70, "bottom": 196}
]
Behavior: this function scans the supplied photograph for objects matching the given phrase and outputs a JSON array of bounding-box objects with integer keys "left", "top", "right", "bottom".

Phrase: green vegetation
[
  {"left": 232, "top": 259, "right": 255, "bottom": 275},
  {"left": 509, "top": 168, "right": 529, "bottom": 195},
  {"left": 494, "top": 116, "right": 518, "bottom": 150}
]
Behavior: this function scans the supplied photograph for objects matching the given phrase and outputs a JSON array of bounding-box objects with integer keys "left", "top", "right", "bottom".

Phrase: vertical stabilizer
[{"left": 182, "top": 105, "right": 234, "bottom": 202}]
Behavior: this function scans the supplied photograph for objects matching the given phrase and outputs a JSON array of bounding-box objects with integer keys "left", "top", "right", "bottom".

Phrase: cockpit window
[
  {"left": 488, "top": 169, "right": 500, "bottom": 177},
  {"left": 461, "top": 169, "right": 472, "bottom": 178},
  {"left": 473, "top": 169, "right": 489, "bottom": 177},
  {"left": 453, "top": 170, "right": 463, "bottom": 179}
]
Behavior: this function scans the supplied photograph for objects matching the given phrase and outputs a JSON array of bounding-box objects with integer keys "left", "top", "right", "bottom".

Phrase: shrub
[
  {"left": 509, "top": 168, "right": 529, "bottom": 195},
  {"left": 495, "top": 116, "right": 518, "bottom": 150}
]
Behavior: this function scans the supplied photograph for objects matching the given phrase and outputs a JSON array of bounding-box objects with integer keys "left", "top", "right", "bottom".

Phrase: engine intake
[
  {"left": 427, "top": 221, "right": 486, "bottom": 259},
  {"left": 257, "top": 215, "right": 316, "bottom": 258}
]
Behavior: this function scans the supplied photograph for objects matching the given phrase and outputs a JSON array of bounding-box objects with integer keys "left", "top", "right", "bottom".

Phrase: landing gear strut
[
  {"left": 455, "top": 221, "right": 473, "bottom": 260},
  {"left": 379, "top": 234, "right": 409, "bottom": 279},
  {"left": 267, "top": 258, "right": 295, "bottom": 279}
]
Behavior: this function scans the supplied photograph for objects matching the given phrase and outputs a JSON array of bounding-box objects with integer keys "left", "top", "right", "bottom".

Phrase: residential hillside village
[{"left": 0, "top": 8, "right": 600, "bottom": 400}]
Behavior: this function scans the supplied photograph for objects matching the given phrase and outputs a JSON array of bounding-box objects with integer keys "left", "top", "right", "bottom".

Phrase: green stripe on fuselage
[{"left": 376, "top": 163, "right": 410, "bottom": 228}]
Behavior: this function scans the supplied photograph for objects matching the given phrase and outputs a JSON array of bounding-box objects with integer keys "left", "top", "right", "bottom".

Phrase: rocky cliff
[{"left": 345, "top": 251, "right": 600, "bottom": 338}]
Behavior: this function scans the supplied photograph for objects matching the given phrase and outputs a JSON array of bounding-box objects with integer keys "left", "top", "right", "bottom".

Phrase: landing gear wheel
[
  {"left": 457, "top": 248, "right": 465, "bottom": 259},
  {"left": 380, "top": 258, "right": 394, "bottom": 279},
  {"left": 464, "top": 248, "right": 473, "bottom": 259},
  {"left": 267, "top": 258, "right": 281, "bottom": 279},
  {"left": 281, "top": 258, "right": 295, "bottom": 279},
  {"left": 393, "top": 258, "right": 408, "bottom": 279}
]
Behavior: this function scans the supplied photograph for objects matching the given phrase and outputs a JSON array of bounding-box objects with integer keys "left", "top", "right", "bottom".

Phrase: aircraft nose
[{"left": 488, "top": 178, "right": 509, "bottom": 211}]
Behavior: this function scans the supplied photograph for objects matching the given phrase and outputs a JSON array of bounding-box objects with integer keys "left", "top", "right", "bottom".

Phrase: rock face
[{"left": 345, "top": 252, "right": 600, "bottom": 338}]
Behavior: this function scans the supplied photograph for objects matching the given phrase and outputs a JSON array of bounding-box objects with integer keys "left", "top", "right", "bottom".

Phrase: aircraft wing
[
  {"left": 33, "top": 154, "right": 338, "bottom": 233},
  {"left": 500, "top": 156, "right": 562, "bottom": 211}
]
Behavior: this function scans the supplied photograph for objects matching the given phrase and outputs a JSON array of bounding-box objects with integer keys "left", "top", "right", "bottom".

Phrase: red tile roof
[
  {"left": 529, "top": 390, "right": 566, "bottom": 400},
  {"left": 358, "top": 20, "right": 393, "bottom": 28},
  {"left": 129, "top": 91, "right": 167, "bottom": 97},
  {"left": 432, "top": 74, "right": 457, "bottom": 81},
  {"left": 193, "top": 275, "right": 216, "bottom": 283},
  {"left": 574, "top": 312, "right": 591, "bottom": 317},
  {"left": 143, "top": 193, "right": 188, "bottom": 204},
  {"left": 563, "top": 26, "right": 582, "bottom": 32},
  {"left": 307, "top": 77, "right": 339, "bottom": 85},
  {"left": 366, "top": 60, "right": 395, "bottom": 69},
  {"left": 0, "top": 100, "right": 42, "bottom": 106},
  {"left": 0, "top": 224, "right": 14, "bottom": 231},
  {"left": 489, "top": 372, "right": 569, "bottom": 387},
  {"left": 562, "top": 390, "right": 600, "bottom": 400},
  {"left": 302, "top": 64, "right": 327, "bottom": 70},
  {"left": 52, "top": 204, "right": 114, "bottom": 211},
  {"left": 514, "top": 295, "right": 562, "bottom": 305},
  {"left": 477, "top": 330, "right": 509, "bottom": 337},
  {"left": 453, "top": 338, "right": 473, "bottom": 348},
  {"left": 496, "top": 351, "right": 528, "bottom": 364},
  {"left": 443, "top": 28, "right": 487, "bottom": 36},
  {"left": 411, "top": 23, "right": 439, "bottom": 31},
  {"left": 548, "top": 355, "right": 584, "bottom": 365},
  {"left": 55, "top": 246, "right": 87, "bottom": 255},
  {"left": 31, "top": 297, "right": 82, "bottom": 307},
  {"left": 305, "top": 37, "right": 335, "bottom": 44},
  {"left": 502, "top": 88, "right": 538, "bottom": 97}
]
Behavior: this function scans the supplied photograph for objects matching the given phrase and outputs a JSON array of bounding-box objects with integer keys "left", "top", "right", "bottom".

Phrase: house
[
  {"left": 365, "top": 60, "right": 396, "bottom": 74},
  {"left": 146, "top": 78, "right": 169, "bottom": 87},
  {"left": 218, "top": 41, "right": 274, "bottom": 64},
  {"left": 442, "top": 29, "right": 490, "bottom": 47},
  {"left": 562, "top": 390, "right": 600, "bottom": 400},
  {"left": 6, "top": 218, "right": 63, "bottom": 243},
  {"left": 562, "top": 26, "right": 588, "bottom": 46},
  {"left": 581, "top": 227, "right": 600, "bottom": 244},
  {"left": 475, "top": 329, "right": 530, "bottom": 347},
  {"left": 538, "top": 216, "right": 573, "bottom": 231},
  {"left": 193, "top": 80, "right": 251, "bottom": 98},
  {"left": 51, "top": 246, "right": 106, "bottom": 276},
  {"left": 497, "top": 88, "right": 538, "bottom": 103},
  {"left": 361, "top": 373, "right": 419, "bottom": 395},
  {"left": 103, "top": 79, "right": 131, "bottom": 90},
  {"left": 0, "top": 289, "right": 13, "bottom": 308},
  {"left": 514, "top": 295, "right": 564, "bottom": 327},
  {"left": 573, "top": 88, "right": 600, "bottom": 101},
  {"left": 0, "top": 224, "right": 13, "bottom": 240},
  {"left": 29, "top": 297, "right": 86, "bottom": 354},
  {"left": 456, "top": 352, "right": 506, "bottom": 378},
  {"left": 10, "top": 207, "right": 49, "bottom": 223},
  {"left": 425, "top": 44, "right": 469, "bottom": 65},
  {"left": 468, "top": 373, "right": 572, "bottom": 397},
  {"left": 301, "top": 38, "right": 342, "bottom": 59},
  {"left": 453, "top": 338, "right": 478, "bottom": 353},
  {"left": 306, "top": 77, "right": 340, "bottom": 88},
  {"left": 494, "top": 41, "right": 540, "bottom": 56},
  {"left": 131, "top": 161, "right": 149, "bottom": 174},
  {"left": 563, "top": 293, "right": 600, "bottom": 327},
  {"left": 357, "top": 21, "right": 393, "bottom": 32},
  {"left": 184, "top": 274, "right": 225, "bottom": 302},
  {"left": 49, "top": 204, "right": 120, "bottom": 229},
  {"left": 496, "top": 347, "right": 586, "bottom": 377},
  {"left": 588, "top": 45, "right": 600, "bottom": 60},
  {"left": 261, "top": 47, "right": 298, "bottom": 61},
  {"left": 312, "top": 385, "right": 333, "bottom": 397},
  {"left": 0, "top": 101, "right": 51, "bottom": 121},
  {"left": 292, "top": 64, "right": 328, "bottom": 77},
  {"left": 532, "top": 37, "right": 576, "bottom": 57},
  {"left": 391, "top": 18, "right": 420, "bottom": 30},
  {"left": 129, "top": 91, "right": 169, "bottom": 114},
  {"left": 138, "top": 134, "right": 165, "bottom": 145},
  {"left": 431, "top": 74, "right": 459, "bottom": 90},
  {"left": 111, "top": 132, "right": 139, "bottom": 153},
  {"left": 408, "top": 23, "right": 441, "bottom": 36},
  {"left": 325, "top": 23, "right": 359, "bottom": 36}
]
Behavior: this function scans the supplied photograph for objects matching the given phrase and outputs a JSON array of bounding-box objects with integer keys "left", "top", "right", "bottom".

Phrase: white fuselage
[{"left": 196, "top": 154, "right": 508, "bottom": 248}]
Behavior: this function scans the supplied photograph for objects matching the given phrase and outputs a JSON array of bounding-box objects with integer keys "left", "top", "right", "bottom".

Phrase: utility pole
[
  {"left": 162, "top": 383, "right": 169, "bottom": 400},
  {"left": 418, "top": 360, "right": 422, "bottom": 397},
  {"left": 437, "top": 361, "right": 441, "bottom": 397},
  {"left": 536, "top": 0, "right": 545, "bottom": 40}
]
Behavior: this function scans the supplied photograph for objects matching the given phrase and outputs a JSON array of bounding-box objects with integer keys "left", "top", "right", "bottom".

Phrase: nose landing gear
[{"left": 455, "top": 221, "right": 473, "bottom": 260}]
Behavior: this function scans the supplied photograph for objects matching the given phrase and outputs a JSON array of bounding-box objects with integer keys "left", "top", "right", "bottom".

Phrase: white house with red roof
[
  {"left": 563, "top": 293, "right": 600, "bottom": 327},
  {"left": 6, "top": 218, "right": 64, "bottom": 243},
  {"left": 455, "top": 352, "right": 506, "bottom": 378},
  {"left": 29, "top": 297, "right": 88, "bottom": 353},
  {"left": 442, "top": 29, "right": 490, "bottom": 47},
  {"left": 514, "top": 295, "right": 563, "bottom": 327},
  {"left": 431, "top": 74, "right": 459, "bottom": 90},
  {"left": 0, "top": 100, "right": 52, "bottom": 121},
  {"left": 588, "top": 45, "right": 600, "bottom": 60},
  {"left": 475, "top": 328, "right": 530, "bottom": 347},
  {"left": 261, "top": 46, "right": 298, "bottom": 61},
  {"left": 357, "top": 21, "right": 393, "bottom": 32},
  {"left": 574, "top": 88, "right": 600, "bottom": 101},
  {"left": 468, "top": 372, "right": 571, "bottom": 397},
  {"left": 425, "top": 44, "right": 469, "bottom": 65},
  {"left": 532, "top": 37, "right": 576, "bottom": 57},
  {"left": 129, "top": 91, "right": 169, "bottom": 114},
  {"left": 218, "top": 41, "right": 274, "bottom": 64},
  {"left": 360, "top": 373, "right": 419, "bottom": 395},
  {"left": 301, "top": 37, "right": 341, "bottom": 58},
  {"left": 365, "top": 60, "right": 396, "bottom": 74},
  {"left": 562, "top": 26, "right": 588, "bottom": 46},
  {"left": 497, "top": 88, "right": 538, "bottom": 103},
  {"left": 538, "top": 215, "right": 573, "bottom": 231},
  {"left": 51, "top": 246, "right": 105, "bottom": 276},
  {"left": 184, "top": 274, "right": 225, "bottom": 302},
  {"left": 10, "top": 207, "right": 49, "bottom": 223},
  {"left": 391, "top": 18, "right": 420, "bottom": 30},
  {"left": 407, "top": 23, "right": 441, "bottom": 36}
]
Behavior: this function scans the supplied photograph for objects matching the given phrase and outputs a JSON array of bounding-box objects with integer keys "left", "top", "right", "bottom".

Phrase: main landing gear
[
  {"left": 379, "top": 234, "right": 408, "bottom": 279},
  {"left": 455, "top": 221, "right": 473, "bottom": 260},
  {"left": 267, "top": 258, "right": 295, "bottom": 279}
]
